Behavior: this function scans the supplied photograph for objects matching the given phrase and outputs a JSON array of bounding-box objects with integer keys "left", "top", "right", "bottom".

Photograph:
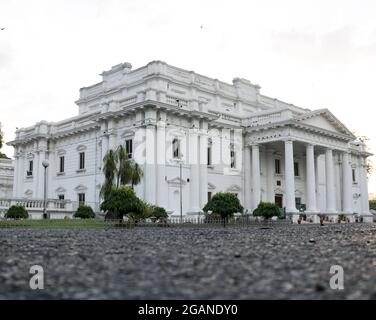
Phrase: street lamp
[
  {"left": 174, "top": 156, "right": 184, "bottom": 223},
  {"left": 42, "top": 160, "right": 49, "bottom": 219}
]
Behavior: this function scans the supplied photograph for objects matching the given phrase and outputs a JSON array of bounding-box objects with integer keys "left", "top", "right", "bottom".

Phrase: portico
[{"left": 243, "top": 108, "right": 372, "bottom": 222}]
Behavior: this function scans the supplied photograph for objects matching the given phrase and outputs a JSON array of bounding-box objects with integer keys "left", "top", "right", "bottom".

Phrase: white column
[
  {"left": 244, "top": 145, "right": 252, "bottom": 212},
  {"left": 189, "top": 126, "right": 200, "bottom": 213},
  {"left": 156, "top": 113, "right": 168, "bottom": 208},
  {"left": 305, "top": 144, "right": 318, "bottom": 213},
  {"left": 12, "top": 153, "right": 19, "bottom": 197},
  {"left": 266, "top": 149, "right": 275, "bottom": 202},
  {"left": 199, "top": 122, "right": 208, "bottom": 209},
  {"left": 334, "top": 153, "right": 342, "bottom": 212},
  {"left": 284, "top": 140, "right": 298, "bottom": 214},
  {"left": 325, "top": 148, "right": 337, "bottom": 213},
  {"left": 37, "top": 150, "right": 46, "bottom": 199},
  {"left": 342, "top": 151, "right": 353, "bottom": 214},
  {"left": 17, "top": 153, "right": 24, "bottom": 197},
  {"left": 144, "top": 124, "right": 156, "bottom": 204},
  {"left": 251, "top": 144, "right": 261, "bottom": 210},
  {"left": 360, "top": 157, "right": 370, "bottom": 215}
]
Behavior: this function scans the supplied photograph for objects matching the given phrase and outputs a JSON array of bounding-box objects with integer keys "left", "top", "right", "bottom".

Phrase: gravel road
[{"left": 1, "top": 223, "right": 376, "bottom": 299}]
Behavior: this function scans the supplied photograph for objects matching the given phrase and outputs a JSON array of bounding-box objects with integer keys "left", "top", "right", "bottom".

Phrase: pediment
[
  {"left": 295, "top": 109, "right": 355, "bottom": 138},
  {"left": 167, "top": 177, "right": 187, "bottom": 185},
  {"left": 74, "top": 184, "right": 88, "bottom": 192},
  {"left": 208, "top": 182, "right": 216, "bottom": 190},
  {"left": 227, "top": 184, "right": 241, "bottom": 192},
  {"left": 55, "top": 187, "right": 67, "bottom": 193}
]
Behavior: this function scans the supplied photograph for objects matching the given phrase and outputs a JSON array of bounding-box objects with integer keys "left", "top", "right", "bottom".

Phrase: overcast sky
[{"left": 1, "top": 0, "right": 375, "bottom": 192}]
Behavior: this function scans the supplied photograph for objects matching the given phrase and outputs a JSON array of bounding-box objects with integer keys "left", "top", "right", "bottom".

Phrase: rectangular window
[
  {"left": 276, "top": 180, "right": 281, "bottom": 186},
  {"left": 207, "top": 146, "right": 212, "bottom": 166},
  {"left": 125, "top": 139, "right": 133, "bottom": 159},
  {"left": 295, "top": 197, "right": 301, "bottom": 210},
  {"left": 172, "top": 138, "right": 180, "bottom": 159},
  {"left": 78, "top": 193, "right": 85, "bottom": 206},
  {"left": 27, "top": 160, "right": 33, "bottom": 176},
  {"left": 352, "top": 169, "right": 356, "bottom": 183},
  {"left": 79, "top": 152, "right": 85, "bottom": 170},
  {"left": 58, "top": 194, "right": 65, "bottom": 200},
  {"left": 208, "top": 192, "right": 212, "bottom": 202},
  {"left": 294, "top": 162, "right": 299, "bottom": 177},
  {"left": 275, "top": 159, "right": 280, "bottom": 174},
  {"left": 230, "top": 150, "right": 236, "bottom": 168},
  {"left": 59, "top": 156, "right": 65, "bottom": 173}
]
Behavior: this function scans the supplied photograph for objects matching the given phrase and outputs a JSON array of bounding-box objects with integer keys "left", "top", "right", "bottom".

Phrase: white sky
[{"left": 1, "top": 0, "right": 375, "bottom": 192}]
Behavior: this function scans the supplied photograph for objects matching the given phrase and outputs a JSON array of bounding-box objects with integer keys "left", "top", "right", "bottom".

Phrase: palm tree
[
  {"left": 100, "top": 145, "right": 143, "bottom": 199},
  {"left": 100, "top": 149, "right": 116, "bottom": 200},
  {"left": 130, "top": 161, "right": 143, "bottom": 189}
]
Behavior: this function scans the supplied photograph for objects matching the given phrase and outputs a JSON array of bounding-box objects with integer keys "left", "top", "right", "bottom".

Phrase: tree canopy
[{"left": 203, "top": 192, "right": 243, "bottom": 219}]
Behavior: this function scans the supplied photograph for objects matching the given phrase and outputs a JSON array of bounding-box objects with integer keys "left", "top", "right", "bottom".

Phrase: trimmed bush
[
  {"left": 100, "top": 187, "right": 144, "bottom": 220},
  {"left": 5, "top": 205, "right": 29, "bottom": 219},
  {"left": 253, "top": 202, "right": 281, "bottom": 220},
  {"left": 74, "top": 205, "right": 95, "bottom": 219},
  {"left": 203, "top": 192, "right": 244, "bottom": 219},
  {"left": 153, "top": 206, "right": 168, "bottom": 220},
  {"left": 370, "top": 200, "right": 376, "bottom": 211}
]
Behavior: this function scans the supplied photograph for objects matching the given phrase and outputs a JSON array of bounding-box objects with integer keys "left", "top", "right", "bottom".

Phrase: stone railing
[
  {"left": 243, "top": 109, "right": 293, "bottom": 127},
  {"left": 0, "top": 198, "right": 73, "bottom": 211}
]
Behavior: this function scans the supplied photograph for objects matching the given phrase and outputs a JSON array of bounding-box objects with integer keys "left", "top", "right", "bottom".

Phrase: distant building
[
  {"left": 6, "top": 60, "right": 373, "bottom": 222},
  {"left": 0, "top": 158, "right": 14, "bottom": 199}
]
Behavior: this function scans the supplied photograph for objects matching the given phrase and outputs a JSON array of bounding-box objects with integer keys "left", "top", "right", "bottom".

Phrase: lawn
[{"left": 0, "top": 219, "right": 111, "bottom": 229}]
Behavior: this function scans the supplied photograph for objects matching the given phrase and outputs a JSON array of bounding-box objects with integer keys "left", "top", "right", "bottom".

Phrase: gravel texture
[{"left": 1, "top": 223, "right": 376, "bottom": 299}]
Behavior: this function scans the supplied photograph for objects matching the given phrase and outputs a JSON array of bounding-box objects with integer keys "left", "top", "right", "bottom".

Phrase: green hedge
[
  {"left": 253, "top": 202, "right": 281, "bottom": 220},
  {"left": 74, "top": 205, "right": 95, "bottom": 219},
  {"left": 370, "top": 200, "right": 376, "bottom": 211},
  {"left": 5, "top": 205, "right": 29, "bottom": 219}
]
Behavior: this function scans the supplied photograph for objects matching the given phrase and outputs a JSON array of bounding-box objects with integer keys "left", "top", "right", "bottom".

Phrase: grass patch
[{"left": 0, "top": 219, "right": 113, "bottom": 229}]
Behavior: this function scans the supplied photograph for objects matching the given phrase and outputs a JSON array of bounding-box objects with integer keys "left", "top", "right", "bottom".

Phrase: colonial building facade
[
  {"left": 0, "top": 158, "right": 14, "bottom": 199},
  {"left": 7, "top": 61, "right": 372, "bottom": 222}
]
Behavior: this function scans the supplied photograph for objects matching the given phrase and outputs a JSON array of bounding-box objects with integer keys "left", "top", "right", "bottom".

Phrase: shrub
[
  {"left": 253, "top": 202, "right": 281, "bottom": 220},
  {"left": 100, "top": 187, "right": 144, "bottom": 220},
  {"left": 203, "top": 192, "right": 244, "bottom": 220},
  {"left": 74, "top": 205, "right": 95, "bottom": 219},
  {"left": 370, "top": 200, "right": 376, "bottom": 211},
  {"left": 5, "top": 205, "right": 29, "bottom": 219},
  {"left": 152, "top": 206, "right": 168, "bottom": 220}
]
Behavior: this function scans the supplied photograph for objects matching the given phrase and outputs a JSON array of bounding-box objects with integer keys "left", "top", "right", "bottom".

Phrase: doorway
[{"left": 275, "top": 194, "right": 283, "bottom": 208}]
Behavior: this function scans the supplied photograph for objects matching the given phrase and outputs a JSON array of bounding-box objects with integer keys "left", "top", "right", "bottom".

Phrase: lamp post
[{"left": 42, "top": 160, "right": 49, "bottom": 219}]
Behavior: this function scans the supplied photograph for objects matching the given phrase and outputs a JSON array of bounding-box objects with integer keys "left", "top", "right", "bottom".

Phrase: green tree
[
  {"left": 100, "top": 187, "right": 144, "bottom": 220},
  {"left": 203, "top": 192, "right": 243, "bottom": 221},
  {"left": 370, "top": 200, "right": 376, "bottom": 211},
  {"left": 153, "top": 206, "right": 168, "bottom": 220},
  {"left": 100, "top": 145, "right": 143, "bottom": 200},
  {"left": 253, "top": 202, "right": 281, "bottom": 220},
  {"left": 130, "top": 161, "right": 143, "bottom": 189}
]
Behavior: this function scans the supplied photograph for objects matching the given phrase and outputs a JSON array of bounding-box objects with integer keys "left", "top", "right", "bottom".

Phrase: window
[
  {"left": 230, "top": 150, "right": 236, "bottom": 168},
  {"left": 27, "top": 160, "right": 33, "bottom": 176},
  {"left": 125, "top": 139, "right": 133, "bottom": 159},
  {"left": 295, "top": 197, "right": 301, "bottom": 210},
  {"left": 207, "top": 146, "right": 212, "bottom": 166},
  {"left": 294, "top": 162, "right": 299, "bottom": 177},
  {"left": 352, "top": 169, "right": 356, "bottom": 183},
  {"left": 275, "top": 159, "right": 280, "bottom": 174},
  {"left": 59, "top": 156, "right": 65, "bottom": 173},
  {"left": 58, "top": 194, "right": 65, "bottom": 208},
  {"left": 208, "top": 192, "right": 212, "bottom": 201},
  {"left": 172, "top": 138, "right": 180, "bottom": 159},
  {"left": 78, "top": 193, "right": 85, "bottom": 206},
  {"left": 276, "top": 180, "right": 281, "bottom": 186},
  {"left": 79, "top": 152, "right": 85, "bottom": 170}
]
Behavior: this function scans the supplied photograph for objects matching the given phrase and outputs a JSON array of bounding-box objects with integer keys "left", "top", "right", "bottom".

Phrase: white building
[
  {"left": 0, "top": 158, "right": 14, "bottom": 199},
  {"left": 6, "top": 60, "right": 373, "bottom": 222}
]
